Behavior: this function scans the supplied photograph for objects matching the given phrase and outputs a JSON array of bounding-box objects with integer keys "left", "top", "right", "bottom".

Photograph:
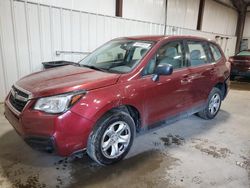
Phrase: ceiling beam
[
  {"left": 230, "top": 0, "right": 246, "bottom": 12},
  {"left": 214, "top": 0, "right": 236, "bottom": 10},
  {"left": 231, "top": 0, "right": 247, "bottom": 53}
]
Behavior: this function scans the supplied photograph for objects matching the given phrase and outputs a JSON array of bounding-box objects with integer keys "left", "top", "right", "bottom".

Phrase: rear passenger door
[{"left": 185, "top": 40, "right": 215, "bottom": 107}]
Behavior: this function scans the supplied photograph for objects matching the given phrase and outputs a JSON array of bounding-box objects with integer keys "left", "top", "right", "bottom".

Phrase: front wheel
[
  {"left": 197, "top": 88, "right": 222, "bottom": 120},
  {"left": 87, "top": 111, "right": 135, "bottom": 165}
]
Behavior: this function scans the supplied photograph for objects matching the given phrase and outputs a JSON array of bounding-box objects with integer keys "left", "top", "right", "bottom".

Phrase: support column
[
  {"left": 197, "top": 0, "right": 205, "bottom": 30},
  {"left": 164, "top": 0, "right": 168, "bottom": 35},
  {"left": 116, "top": 0, "right": 123, "bottom": 17},
  {"left": 235, "top": 8, "right": 246, "bottom": 53}
]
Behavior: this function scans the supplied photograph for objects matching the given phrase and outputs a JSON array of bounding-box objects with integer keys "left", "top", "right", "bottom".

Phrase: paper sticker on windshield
[{"left": 133, "top": 42, "right": 151, "bottom": 48}]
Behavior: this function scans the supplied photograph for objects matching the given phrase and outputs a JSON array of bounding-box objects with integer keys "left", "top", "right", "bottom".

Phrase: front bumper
[
  {"left": 25, "top": 136, "right": 55, "bottom": 153},
  {"left": 4, "top": 99, "right": 94, "bottom": 156}
]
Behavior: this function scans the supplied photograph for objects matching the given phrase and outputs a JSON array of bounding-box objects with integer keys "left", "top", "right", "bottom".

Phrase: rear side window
[
  {"left": 209, "top": 43, "right": 222, "bottom": 62},
  {"left": 187, "top": 42, "right": 208, "bottom": 67}
]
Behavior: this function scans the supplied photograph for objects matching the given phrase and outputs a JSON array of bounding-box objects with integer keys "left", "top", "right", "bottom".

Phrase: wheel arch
[
  {"left": 214, "top": 82, "right": 227, "bottom": 100},
  {"left": 93, "top": 103, "right": 142, "bottom": 133}
]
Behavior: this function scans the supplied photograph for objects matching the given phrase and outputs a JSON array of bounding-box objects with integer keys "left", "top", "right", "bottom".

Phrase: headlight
[{"left": 34, "top": 91, "right": 85, "bottom": 114}]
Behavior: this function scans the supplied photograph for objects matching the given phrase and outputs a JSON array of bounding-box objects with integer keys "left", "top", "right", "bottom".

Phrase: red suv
[{"left": 4, "top": 36, "right": 230, "bottom": 165}]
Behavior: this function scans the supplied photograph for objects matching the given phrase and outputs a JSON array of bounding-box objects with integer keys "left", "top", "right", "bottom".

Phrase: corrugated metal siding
[
  {"left": 0, "top": 0, "right": 19, "bottom": 101},
  {"left": 123, "top": 0, "right": 166, "bottom": 24},
  {"left": 243, "top": 12, "right": 250, "bottom": 37},
  {"left": 26, "top": 0, "right": 116, "bottom": 16},
  {"left": 243, "top": 12, "right": 250, "bottom": 50},
  {"left": 167, "top": 0, "right": 200, "bottom": 30},
  {"left": 202, "top": 0, "right": 237, "bottom": 36},
  {"left": 0, "top": 0, "right": 237, "bottom": 102}
]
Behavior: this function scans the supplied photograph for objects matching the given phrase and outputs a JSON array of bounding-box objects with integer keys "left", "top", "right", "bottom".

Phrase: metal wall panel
[
  {"left": 80, "top": 13, "right": 90, "bottom": 53},
  {"left": 61, "top": 9, "right": 72, "bottom": 61},
  {"left": 0, "top": 0, "right": 19, "bottom": 95},
  {"left": 0, "top": 26, "right": 6, "bottom": 102},
  {"left": 51, "top": 7, "right": 62, "bottom": 62},
  {"left": 40, "top": 6, "right": 53, "bottom": 62},
  {"left": 243, "top": 12, "right": 250, "bottom": 49},
  {"left": 26, "top": 0, "right": 116, "bottom": 16},
  {"left": 13, "top": 1, "right": 31, "bottom": 78},
  {"left": 71, "top": 11, "right": 81, "bottom": 62},
  {"left": 123, "top": 0, "right": 166, "bottom": 24},
  {"left": 243, "top": 12, "right": 250, "bottom": 37},
  {"left": 28, "top": 3, "right": 43, "bottom": 71},
  {"left": 167, "top": 0, "right": 200, "bottom": 30},
  {"left": 0, "top": 0, "right": 238, "bottom": 102},
  {"left": 202, "top": 0, "right": 237, "bottom": 36}
]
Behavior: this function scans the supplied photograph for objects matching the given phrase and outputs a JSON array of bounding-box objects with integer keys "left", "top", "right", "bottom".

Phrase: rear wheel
[
  {"left": 87, "top": 111, "right": 135, "bottom": 165},
  {"left": 198, "top": 87, "right": 222, "bottom": 120}
]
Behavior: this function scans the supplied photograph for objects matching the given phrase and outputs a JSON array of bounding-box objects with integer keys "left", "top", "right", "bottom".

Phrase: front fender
[
  {"left": 70, "top": 84, "right": 124, "bottom": 123},
  {"left": 70, "top": 83, "right": 144, "bottom": 126}
]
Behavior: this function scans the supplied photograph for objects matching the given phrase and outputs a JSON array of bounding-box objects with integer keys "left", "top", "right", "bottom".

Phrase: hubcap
[
  {"left": 208, "top": 93, "right": 221, "bottom": 115},
  {"left": 101, "top": 121, "right": 131, "bottom": 159}
]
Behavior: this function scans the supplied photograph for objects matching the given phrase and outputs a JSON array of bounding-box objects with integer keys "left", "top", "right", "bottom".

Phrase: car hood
[
  {"left": 16, "top": 65, "right": 121, "bottom": 98},
  {"left": 230, "top": 55, "right": 250, "bottom": 61}
]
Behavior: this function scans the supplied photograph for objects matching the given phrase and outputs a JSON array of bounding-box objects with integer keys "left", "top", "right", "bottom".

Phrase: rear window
[{"left": 209, "top": 43, "right": 222, "bottom": 62}]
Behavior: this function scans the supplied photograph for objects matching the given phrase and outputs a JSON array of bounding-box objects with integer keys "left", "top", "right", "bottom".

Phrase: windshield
[
  {"left": 79, "top": 40, "right": 153, "bottom": 73},
  {"left": 237, "top": 51, "right": 250, "bottom": 56}
]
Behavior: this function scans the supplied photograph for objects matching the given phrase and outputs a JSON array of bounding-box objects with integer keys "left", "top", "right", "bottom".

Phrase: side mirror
[{"left": 152, "top": 64, "right": 173, "bottom": 81}]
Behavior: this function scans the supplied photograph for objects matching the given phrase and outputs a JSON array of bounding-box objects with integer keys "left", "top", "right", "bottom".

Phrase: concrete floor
[{"left": 0, "top": 81, "right": 250, "bottom": 188}]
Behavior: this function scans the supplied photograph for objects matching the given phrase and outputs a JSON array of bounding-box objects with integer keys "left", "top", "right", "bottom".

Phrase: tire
[
  {"left": 197, "top": 87, "right": 222, "bottom": 120},
  {"left": 87, "top": 110, "right": 135, "bottom": 165}
]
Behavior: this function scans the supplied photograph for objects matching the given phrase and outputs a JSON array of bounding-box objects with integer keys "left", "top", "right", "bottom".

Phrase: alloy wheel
[
  {"left": 208, "top": 93, "right": 221, "bottom": 115},
  {"left": 101, "top": 121, "right": 131, "bottom": 159}
]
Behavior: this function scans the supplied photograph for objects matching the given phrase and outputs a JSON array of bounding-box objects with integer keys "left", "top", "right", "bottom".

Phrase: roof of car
[{"left": 118, "top": 35, "right": 214, "bottom": 42}]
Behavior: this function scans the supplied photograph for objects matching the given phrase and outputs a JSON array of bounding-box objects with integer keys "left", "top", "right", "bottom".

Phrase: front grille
[
  {"left": 9, "top": 87, "right": 29, "bottom": 112},
  {"left": 13, "top": 86, "right": 29, "bottom": 98}
]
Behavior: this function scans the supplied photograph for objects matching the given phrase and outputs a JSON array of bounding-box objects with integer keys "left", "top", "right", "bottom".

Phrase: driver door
[{"left": 140, "top": 41, "right": 192, "bottom": 125}]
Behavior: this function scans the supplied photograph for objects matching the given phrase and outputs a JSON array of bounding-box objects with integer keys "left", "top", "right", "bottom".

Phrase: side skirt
[{"left": 137, "top": 103, "right": 206, "bottom": 136}]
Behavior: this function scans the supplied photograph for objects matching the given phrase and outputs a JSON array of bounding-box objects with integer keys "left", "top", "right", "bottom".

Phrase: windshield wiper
[{"left": 80, "top": 65, "right": 108, "bottom": 72}]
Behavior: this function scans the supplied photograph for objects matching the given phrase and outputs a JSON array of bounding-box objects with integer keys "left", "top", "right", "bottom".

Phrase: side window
[
  {"left": 157, "top": 42, "right": 185, "bottom": 69},
  {"left": 142, "top": 55, "right": 157, "bottom": 75},
  {"left": 209, "top": 43, "right": 222, "bottom": 62},
  {"left": 142, "top": 41, "right": 185, "bottom": 75},
  {"left": 187, "top": 42, "right": 208, "bottom": 67}
]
